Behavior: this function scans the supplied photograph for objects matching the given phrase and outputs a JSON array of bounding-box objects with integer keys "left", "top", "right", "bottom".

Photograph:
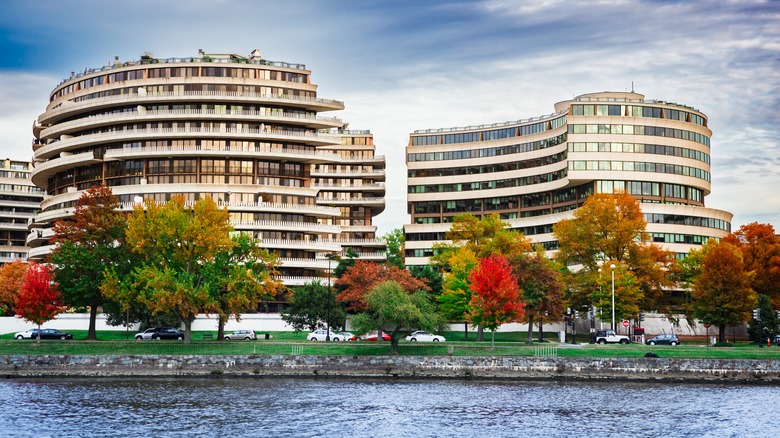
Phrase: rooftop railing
[{"left": 413, "top": 111, "right": 566, "bottom": 134}]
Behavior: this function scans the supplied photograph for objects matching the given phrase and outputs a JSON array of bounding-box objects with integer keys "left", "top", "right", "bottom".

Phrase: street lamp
[
  {"left": 610, "top": 263, "right": 616, "bottom": 332},
  {"left": 326, "top": 253, "right": 342, "bottom": 342}
]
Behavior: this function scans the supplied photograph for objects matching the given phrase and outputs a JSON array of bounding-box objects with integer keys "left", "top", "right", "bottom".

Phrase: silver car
[{"left": 224, "top": 329, "right": 257, "bottom": 340}]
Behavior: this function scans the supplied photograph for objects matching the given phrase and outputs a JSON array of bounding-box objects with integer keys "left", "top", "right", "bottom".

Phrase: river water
[{"left": 0, "top": 378, "right": 777, "bottom": 437}]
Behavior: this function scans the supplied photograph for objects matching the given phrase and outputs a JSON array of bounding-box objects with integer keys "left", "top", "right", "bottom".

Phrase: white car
[
  {"left": 405, "top": 331, "right": 445, "bottom": 342},
  {"left": 306, "top": 329, "right": 337, "bottom": 341},
  {"left": 332, "top": 331, "right": 354, "bottom": 342}
]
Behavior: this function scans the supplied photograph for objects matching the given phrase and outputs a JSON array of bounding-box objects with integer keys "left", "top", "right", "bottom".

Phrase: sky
[{"left": 0, "top": 0, "right": 778, "bottom": 235}]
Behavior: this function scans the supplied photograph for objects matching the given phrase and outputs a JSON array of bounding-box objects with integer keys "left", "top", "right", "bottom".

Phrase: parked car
[
  {"left": 362, "top": 331, "right": 391, "bottom": 341},
  {"left": 645, "top": 333, "right": 680, "bottom": 346},
  {"left": 332, "top": 331, "right": 354, "bottom": 342},
  {"left": 405, "top": 330, "right": 445, "bottom": 342},
  {"left": 594, "top": 329, "right": 631, "bottom": 344},
  {"left": 15, "top": 328, "right": 73, "bottom": 340},
  {"left": 224, "top": 329, "right": 257, "bottom": 341},
  {"left": 307, "top": 329, "right": 337, "bottom": 341},
  {"left": 776, "top": 335, "right": 780, "bottom": 347},
  {"left": 135, "top": 327, "right": 184, "bottom": 340}
]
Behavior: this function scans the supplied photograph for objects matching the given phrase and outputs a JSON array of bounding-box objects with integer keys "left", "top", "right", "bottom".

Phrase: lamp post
[
  {"left": 326, "top": 253, "right": 342, "bottom": 342},
  {"left": 610, "top": 263, "right": 616, "bottom": 332}
]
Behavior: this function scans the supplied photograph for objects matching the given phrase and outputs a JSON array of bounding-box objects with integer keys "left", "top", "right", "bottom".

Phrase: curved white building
[
  {"left": 28, "top": 50, "right": 386, "bottom": 284},
  {"left": 405, "top": 91, "right": 732, "bottom": 264}
]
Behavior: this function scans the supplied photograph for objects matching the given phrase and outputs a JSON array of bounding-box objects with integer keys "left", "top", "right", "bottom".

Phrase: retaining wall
[{"left": 2, "top": 355, "right": 778, "bottom": 384}]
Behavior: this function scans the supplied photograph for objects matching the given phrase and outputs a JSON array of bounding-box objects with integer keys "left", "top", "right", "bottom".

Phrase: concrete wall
[{"left": 1, "top": 354, "right": 777, "bottom": 383}]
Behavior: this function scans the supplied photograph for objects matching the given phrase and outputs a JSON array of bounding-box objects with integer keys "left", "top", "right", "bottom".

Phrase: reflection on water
[{"left": 0, "top": 378, "right": 777, "bottom": 437}]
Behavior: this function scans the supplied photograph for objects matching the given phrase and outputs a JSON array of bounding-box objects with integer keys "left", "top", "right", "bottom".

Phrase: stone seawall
[{"left": 2, "top": 355, "right": 780, "bottom": 384}]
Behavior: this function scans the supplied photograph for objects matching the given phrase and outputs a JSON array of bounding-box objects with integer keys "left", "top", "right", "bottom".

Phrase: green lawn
[{"left": 1, "top": 330, "right": 779, "bottom": 359}]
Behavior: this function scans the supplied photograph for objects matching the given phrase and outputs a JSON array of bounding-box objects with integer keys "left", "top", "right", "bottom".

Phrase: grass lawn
[{"left": 2, "top": 330, "right": 779, "bottom": 360}]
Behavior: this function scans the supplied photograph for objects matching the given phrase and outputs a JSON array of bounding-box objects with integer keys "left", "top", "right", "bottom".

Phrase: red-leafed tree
[
  {"left": 468, "top": 255, "right": 524, "bottom": 347},
  {"left": 14, "top": 263, "right": 63, "bottom": 343},
  {"left": 336, "top": 260, "right": 429, "bottom": 311},
  {"left": 0, "top": 259, "right": 28, "bottom": 316},
  {"left": 722, "top": 222, "right": 780, "bottom": 308}
]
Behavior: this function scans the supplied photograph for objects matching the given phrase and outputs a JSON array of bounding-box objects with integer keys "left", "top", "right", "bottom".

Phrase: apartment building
[
  {"left": 28, "top": 49, "right": 386, "bottom": 284},
  {"left": 405, "top": 91, "right": 732, "bottom": 265},
  {"left": 0, "top": 160, "right": 44, "bottom": 264}
]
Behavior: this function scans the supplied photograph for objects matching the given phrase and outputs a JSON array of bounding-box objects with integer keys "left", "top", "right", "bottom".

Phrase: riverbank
[{"left": 3, "top": 354, "right": 780, "bottom": 384}]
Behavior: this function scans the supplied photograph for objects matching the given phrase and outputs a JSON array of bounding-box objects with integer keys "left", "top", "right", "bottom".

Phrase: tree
[
  {"left": 336, "top": 260, "right": 429, "bottom": 311},
  {"left": 381, "top": 228, "right": 405, "bottom": 269},
  {"left": 104, "top": 195, "right": 233, "bottom": 342},
  {"left": 49, "top": 185, "right": 131, "bottom": 340},
  {"left": 467, "top": 255, "right": 524, "bottom": 347},
  {"left": 591, "top": 262, "right": 643, "bottom": 328},
  {"left": 437, "top": 247, "right": 478, "bottom": 340},
  {"left": 409, "top": 265, "right": 442, "bottom": 300},
  {"left": 350, "top": 280, "right": 446, "bottom": 354},
  {"left": 510, "top": 249, "right": 565, "bottom": 343},
  {"left": 723, "top": 222, "right": 780, "bottom": 307},
  {"left": 691, "top": 239, "right": 755, "bottom": 343},
  {"left": 14, "top": 263, "right": 63, "bottom": 343},
  {"left": 201, "top": 233, "right": 283, "bottom": 339},
  {"left": 553, "top": 192, "right": 674, "bottom": 313},
  {"left": 0, "top": 259, "right": 27, "bottom": 316},
  {"left": 281, "top": 281, "right": 346, "bottom": 332},
  {"left": 748, "top": 294, "right": 778, "bottom": 345}
]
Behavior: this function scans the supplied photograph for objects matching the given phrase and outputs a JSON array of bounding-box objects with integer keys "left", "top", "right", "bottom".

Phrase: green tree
[
  {"left": 103, "top": 195, "right": 233, "bottom": 343},
  {"left": 350, "top": 280, "right": 446, "bottom": 354},
  {"left": 591, "top": 261, "right": 643, "bottom": 329},
  {"left": 468, "top": 255, "right": 524, "bottom": 347},
  {"left": 202, "top": 233, "right": 283, "bottom": 339},
  {"left": 381, "top": 228, "right": 405, "bottom": 269},
  {"left": 14, "top": 263, "right": 63, "bottom": 343},
  {"left": 748, "top": 294, "right": 778, "bottom": 345},
  {"left": 281, "top": 281, "right": 346, "bottom": 332},
  {"left": 691, "top": 239, "right": 755, "bottom": 343},
  {"left": 49, "top": 185, "right": 132, "bottom": 340},
  {"left": 410, "top": 265, "right": 443, "bottom": 300}
]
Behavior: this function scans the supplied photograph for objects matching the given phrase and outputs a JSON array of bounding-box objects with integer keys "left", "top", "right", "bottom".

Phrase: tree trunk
[
  {"left": 390, "top": 337, "right": 399, "bottom": 355},
  {"left": 37, "top": 323, "right": 41, "bottom": 344},
  {"left": 217, "top": 317, "right": 226, "bottom": 341},
  {"left": 184, "top": 320, "right": 192, "bottom": 343},
  {"left": 477, "top": 325, "right": 484, "bottom": 342},
  {"left": 526, "top": 314, "right": 534, "bottom": 344},
  {"left": 491, "top": 330, "right": 495, "bottom": 348},
  {"left": 718, "top": 325, "right": 726, "bottom": 344},
  {"left": 87, "top": 304, "right": 98, "bottom": 340},
  {"left": 538, "top": 319, "right": 544, "bottom": 343},
  {"left": 463, "top": 322, "right": 469, "bottom": 341}
]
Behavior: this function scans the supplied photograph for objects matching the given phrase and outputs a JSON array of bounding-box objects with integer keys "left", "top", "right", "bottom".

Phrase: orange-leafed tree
[
  {"left": 468, "top": 255, "right": 524, "bottom": 347},
  {"left": 0, "top": 259, "right": 28, "bottom": 316},
  {"left": 510, "top": 248, "right": 565, "bottom": 343},
  {"left": 722, "top": 222, "right": 780, "bottom": 307},
  {"left": 335, "top": 260, "right": 429, "bottom": 311},
  {"left": 14, "top": 262, "right": 63, "bottom": 343},
  {"left": 691, "top": 239, "right": 755, "bottom": 343}
]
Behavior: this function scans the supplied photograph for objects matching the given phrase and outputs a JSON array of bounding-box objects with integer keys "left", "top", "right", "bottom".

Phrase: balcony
[
  {"left": 316, "top": 197, "right": 385, "bottom": 206},
  {"left": 258, "top": 239, "right": 342, "bottom": 252},
  {"left": 231, "top": 220, "right": 341, "bottom": 235},
  {"left": 103, "top": 144, "right": 342, "bottom": 165}
]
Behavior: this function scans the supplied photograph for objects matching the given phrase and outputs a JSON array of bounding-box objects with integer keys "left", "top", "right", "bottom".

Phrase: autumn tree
[
  {"left": 281, "top": 281, "right": 347, "bottom": 332},
  {"left": 468, "top": 255, "right": 524, "bottom": 347},
  {"left": 49, "top": 185, "right": 132, "bottom": 340},
  {"left": 437, "top": 247, "right": 478, "bottom": 340},
  {"left": 350, "top": 280, "right": 446, "bottom": 354},
  {"left": 381, "top": 227, "right": 405, "bottom": 269},
  {"left": 432, "top": 214, "right": 531, "bottom": 341},
  {"left": 553, "top": 192, "right": 675, "bottom": 312},
  {"left": 335, "top": 260, "right": 429, "bottom": 311},
  {"left": 510, "top": 248, "right": 565, "bottom": 343},
  {"left": 691, "top": 239, "right": 755, "bottom": 343},
  {"left": 722, "top": 222, "right": 780, "bottom": 307},
  {"left": 14, "top": 263, "right": 63, "bottom": 343},
  {"left": 591, "top": 261, "right": 643, "bottom": 329},
  {"left": 0, "top": 259, "right": 27, "bottom": 316},
  {"left": 103, "top": 195, "right": 233, "bottom": 342}
]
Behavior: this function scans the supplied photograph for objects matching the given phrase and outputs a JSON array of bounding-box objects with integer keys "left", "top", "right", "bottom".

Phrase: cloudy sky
[{"left": 1, "top": 0, "right": 778, "bottom": 235}]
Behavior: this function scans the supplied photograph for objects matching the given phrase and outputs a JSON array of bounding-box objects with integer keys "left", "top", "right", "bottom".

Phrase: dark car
[
  {"left": 138, "top": 327, "right": 184, "bottom": 341},
  {"left": 645, "top": 333, "right": 680, "bottom": 346},
  {"left": 15, "top": 328, "right": 73, "bottom": 340}
]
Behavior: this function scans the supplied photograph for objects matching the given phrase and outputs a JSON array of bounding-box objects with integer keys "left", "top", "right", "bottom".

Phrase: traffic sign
[
  {"left": 622, "top": 320, "right": 630, "bottom": 328},
  {"left": 704, "top": 324, "right": 711, "bottom": 329}
]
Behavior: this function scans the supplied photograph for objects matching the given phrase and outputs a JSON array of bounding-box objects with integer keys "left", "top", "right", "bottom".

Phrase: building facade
[
  {"left": 28, "top": 49, "right": 386, "bottom": 284},
  {"left": 405, "top": 91, "right": 732, "bottom": 265},
  {"left": 0, "top": 160, "right": 44, "bottom": 264}
]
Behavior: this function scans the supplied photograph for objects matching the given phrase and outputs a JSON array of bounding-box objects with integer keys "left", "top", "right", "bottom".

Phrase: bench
[{"left": 202, "top": 333, "right": 214, "bottom": 340}]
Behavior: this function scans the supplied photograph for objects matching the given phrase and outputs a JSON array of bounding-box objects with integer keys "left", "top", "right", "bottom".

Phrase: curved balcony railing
[
  {"left": 231, "top": 220, "right": 341, "bottom": 234},
  {"left": 40, "top": 109, "right": 344, "bottom": 140},
  {"left": 412, "top": 110, "right": 567, "bottom": 134},
  {"left": 259, "top": 239, "right": 342, "bottom": 252}
]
